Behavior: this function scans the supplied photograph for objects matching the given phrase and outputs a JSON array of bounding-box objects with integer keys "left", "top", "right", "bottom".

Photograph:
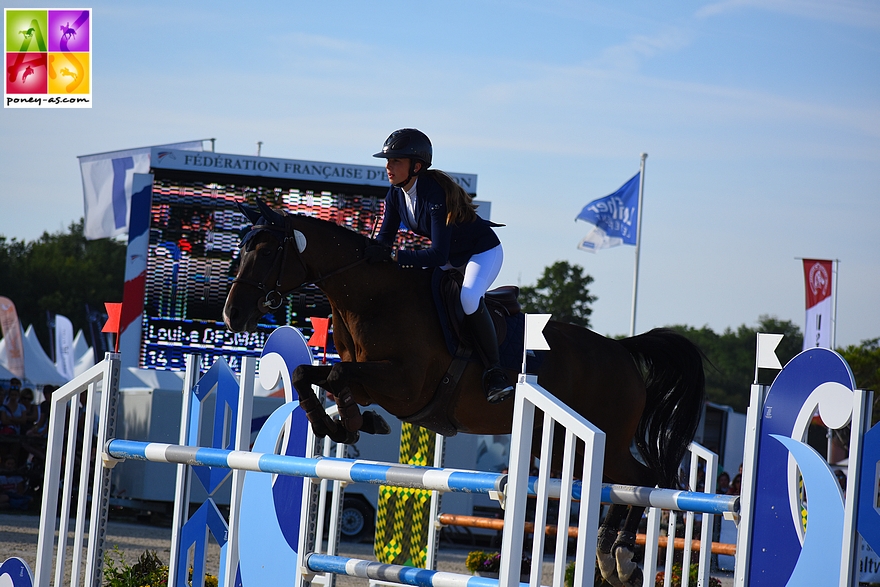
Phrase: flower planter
[{"left": 473, "top": 571, "right": 530, "bottom": 582}]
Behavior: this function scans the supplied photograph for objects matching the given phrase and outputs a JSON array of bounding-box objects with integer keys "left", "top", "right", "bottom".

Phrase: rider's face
[{"left": 385, "top": 158, "right": 419, "bottom": 189}]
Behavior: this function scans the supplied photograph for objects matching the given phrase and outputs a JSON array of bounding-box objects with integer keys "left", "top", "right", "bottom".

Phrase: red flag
[
  {"left": 802, "top": 259, "right": 833, "bottom": 350},
  {"left": 308, "top": 317, "right": 330, "bottom": 348},
  {"left": 102, "top": 302, "right": 123, "bottom": 352}
]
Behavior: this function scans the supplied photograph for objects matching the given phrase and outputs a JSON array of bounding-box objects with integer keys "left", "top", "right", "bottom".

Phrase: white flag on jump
[
  {"left": 756, "top": 333, "right": 783, "bottom": 370},
  {"left": 525, "top": 314, "right": 551, "bottom": 351}
]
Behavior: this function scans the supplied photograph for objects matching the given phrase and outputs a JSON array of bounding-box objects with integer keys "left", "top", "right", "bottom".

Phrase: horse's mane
[{"left": 283, "top": 212, "right": 377, "bottom": 245}]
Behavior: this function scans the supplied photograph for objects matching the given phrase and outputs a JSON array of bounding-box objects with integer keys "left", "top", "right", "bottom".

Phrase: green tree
[
  {"left": 519, "top": 261, "right": 597, "bottom": 328},
  {"left": 0, "top": 220, "right": 125, "bottom": 353},
  {"left": 669, "top": 316, "right": 804, "bottom": 412},
  {"left": 838, "top": 338, "right": 880, "bottom": 426}
]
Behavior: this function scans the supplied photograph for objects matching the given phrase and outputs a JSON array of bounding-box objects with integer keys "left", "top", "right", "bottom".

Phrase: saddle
[
  {"left": 401, "top": 269, "right": 521, "bottom": 436},
  {"left": 438, "top": 270, "right": 521, "bottom": 349}
]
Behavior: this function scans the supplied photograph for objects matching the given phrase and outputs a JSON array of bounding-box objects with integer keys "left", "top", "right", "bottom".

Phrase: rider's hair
[{"left": 423, "top": 169, "right": 478, "bottom": 225}]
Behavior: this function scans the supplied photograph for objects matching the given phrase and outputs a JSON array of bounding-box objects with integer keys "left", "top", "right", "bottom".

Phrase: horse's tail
[{"left": 617, "top": 328, "right": 706, "bottom": 489}]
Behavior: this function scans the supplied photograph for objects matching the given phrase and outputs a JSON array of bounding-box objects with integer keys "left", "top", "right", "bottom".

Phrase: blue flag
[{"left": 575, "top": 172, "right": 640, "bottom": 252}]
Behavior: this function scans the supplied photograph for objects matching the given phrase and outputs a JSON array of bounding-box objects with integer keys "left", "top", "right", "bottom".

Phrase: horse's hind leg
[
  {"left": 597, "top": 504, "right": 646, "bottom": 587},
  {"left": 598, "top": 448, "right": 655, "bottom": 587},
  {"left": 613, "top": 506, "right": 645, "bottom": 587},
  {"left": 597, "top": 505, "right": 628, "bottom": 587}
]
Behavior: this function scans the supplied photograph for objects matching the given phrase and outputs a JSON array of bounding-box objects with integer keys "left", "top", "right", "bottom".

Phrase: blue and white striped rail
[
  {"left": 527, "top": 479, "right": 739, "bottom": 515},
  {"left": 106, "top": 439, "right": 505, "bottom": 494},
  {"left": 107, "top": 439, "right": 739, "bottom": 515},
  {"left": 305, "top": 554, "right": 526, "bottom": 587}
]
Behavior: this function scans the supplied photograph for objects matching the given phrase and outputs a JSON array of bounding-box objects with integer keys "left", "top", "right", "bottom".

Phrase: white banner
[
  {"left": 54, "top": 314, "right": 75, "bottom": 380},
  {"left": 79, "top": 140, "right": 204, "bottom": 239},
  {"left": 150, "top": 147, "right": 479, "bottom": 193},
  {"left": 804, "top": 296, "right": 832, "bottom": 350}
]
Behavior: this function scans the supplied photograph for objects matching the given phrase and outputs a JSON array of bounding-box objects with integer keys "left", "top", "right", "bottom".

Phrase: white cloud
[
  {"left": 697, "top": 0, "right": 880, "bottom": 29},
  {"left": 593, "top": 27, "right": 693, "bottom": 71}
]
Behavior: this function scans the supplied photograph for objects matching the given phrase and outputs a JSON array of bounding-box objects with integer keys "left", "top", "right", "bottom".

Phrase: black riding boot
[{"left": 464, "top": 300, "right": 515, "bottom": 403}]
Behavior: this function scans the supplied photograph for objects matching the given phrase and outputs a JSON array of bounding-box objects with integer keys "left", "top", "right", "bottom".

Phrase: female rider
[{"left": 367, "top": 128, "right": 514, "bottom": 403}]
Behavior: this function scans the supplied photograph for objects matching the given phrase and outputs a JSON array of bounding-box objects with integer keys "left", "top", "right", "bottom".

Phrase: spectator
[
  {"left": 27, "top": 385, "right": 54, "bottom": 438},
  {"left": 18, "top": 388, "right": 37, "bottom": 435},
  {"left": 730, "top": 474, "right": 742, "bottom": 496},
  {"left": 834, "top": 469, "right": 846, "bottom": 491},
  {"left": 2, "top": 378, "right": 21, "bottom": 406},
  {"left": 0, "top": 456, "right": 32, "bottom": 510},
  {"left": 717, "top": 471, "right": 731, "bottom": 494},
  {"left": 0, "top": 385, "right": 29, "bottom": 435}
]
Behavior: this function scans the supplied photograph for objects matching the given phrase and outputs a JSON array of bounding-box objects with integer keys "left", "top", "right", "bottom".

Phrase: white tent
[
  {"left": 0, "top": 362, "right": 17, "bottom": 382},
  {"left": 75, "top": 348, "right": 95, "bottom": 377},
  {"left": 72, "top": 330, "right": 95, "bottom": 376},
  {"left": 23, "top": 325, "right": 68, "bottom": 386},
  {"left": 72, "top": 330, "right": 89, "bottom": 362},
  {"left": 0, "top": 326, "right": 68, "bottom": 387}
]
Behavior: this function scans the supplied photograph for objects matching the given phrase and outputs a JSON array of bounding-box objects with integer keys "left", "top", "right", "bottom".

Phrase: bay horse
[{"left": 223, "top": 200, "right": 705, "bottom": 587}]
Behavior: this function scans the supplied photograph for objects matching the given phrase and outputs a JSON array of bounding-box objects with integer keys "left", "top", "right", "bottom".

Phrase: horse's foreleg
[
  {"left": 324, "top": 360, "right": 400, "bottom": 439},
  {"left": 291, "top": 364, "right": 346, "bottom": 441}
]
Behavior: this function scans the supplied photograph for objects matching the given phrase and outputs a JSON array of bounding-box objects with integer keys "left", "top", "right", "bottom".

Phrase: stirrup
[{"left": 484, "top": 369, "right": 514, "bottom": 404}]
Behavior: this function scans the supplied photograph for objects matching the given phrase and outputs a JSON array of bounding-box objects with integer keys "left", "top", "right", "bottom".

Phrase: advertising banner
[{"left": 802, "top": 259, "right": 833, "bottom": 350}]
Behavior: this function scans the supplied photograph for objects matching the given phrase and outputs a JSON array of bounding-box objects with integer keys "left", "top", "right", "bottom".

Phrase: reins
[{"left": 232, "top": 222, "right": 370, "bottom": 311}]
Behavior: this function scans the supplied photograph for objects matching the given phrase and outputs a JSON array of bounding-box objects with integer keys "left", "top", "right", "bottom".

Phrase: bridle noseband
[{"left": 232, "top": 222, "right": 370, "bottom": 312}]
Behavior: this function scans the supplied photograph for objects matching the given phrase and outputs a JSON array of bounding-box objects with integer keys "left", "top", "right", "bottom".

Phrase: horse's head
[{"left": 223, "top": 200, "right": 312, "bottom": 332}]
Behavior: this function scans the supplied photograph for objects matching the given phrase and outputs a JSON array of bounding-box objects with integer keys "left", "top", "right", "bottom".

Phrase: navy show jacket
[{"left": 375, "top": 173, "right": 501, "bottom": 268}]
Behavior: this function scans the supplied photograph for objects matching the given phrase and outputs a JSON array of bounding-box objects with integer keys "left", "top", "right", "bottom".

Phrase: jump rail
[
  {"left": 104, "top": 439, "right": 739, "bottom": 515},
  {"left": 105, "top": 439, "right": 505, "bottom": 494},
  {"left": 435, "top": 514, "right": 738, "bottom": 557},
  {"left": 305, "top": 553, "right": 521, "bottom": 587}
]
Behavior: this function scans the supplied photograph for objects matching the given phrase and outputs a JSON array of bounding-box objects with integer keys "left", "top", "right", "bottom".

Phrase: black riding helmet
[{"left": 373, "top": 128, "right": 432, "bottom": 187}]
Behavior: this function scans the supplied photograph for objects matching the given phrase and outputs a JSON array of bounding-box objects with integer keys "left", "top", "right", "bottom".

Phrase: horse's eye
[{"left": 260, "top": 246, "right": 274, "bottom": 257}]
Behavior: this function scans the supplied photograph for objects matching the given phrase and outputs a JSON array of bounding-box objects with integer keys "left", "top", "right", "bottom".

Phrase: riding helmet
[{"left": 373, "top": 129, "right": 433, "bottom": 169}]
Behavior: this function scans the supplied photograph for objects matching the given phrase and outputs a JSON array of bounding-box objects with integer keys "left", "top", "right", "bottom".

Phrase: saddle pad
[{"left": 430, "top": 268, "right": 508, "bottom": 360}]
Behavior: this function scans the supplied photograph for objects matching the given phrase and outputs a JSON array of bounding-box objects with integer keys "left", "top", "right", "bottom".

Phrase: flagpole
[
  {"left": 831, "top": 259, "right": 839, "bottom": 349},
  {"left": 629, "top": 153, "right": 647, "bottom": 337}
]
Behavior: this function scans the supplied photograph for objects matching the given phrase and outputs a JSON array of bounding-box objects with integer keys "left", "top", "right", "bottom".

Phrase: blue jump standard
[
  {"left": 305, "top": 553, "right": 527, "bottom": 587},
  {"left": 104, "top": 439, "right": 739, "bottom": 514}
]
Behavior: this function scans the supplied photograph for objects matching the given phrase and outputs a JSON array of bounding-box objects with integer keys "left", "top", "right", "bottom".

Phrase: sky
[{"left": 1, "top": 0, "right": 878, "bottom": 349}]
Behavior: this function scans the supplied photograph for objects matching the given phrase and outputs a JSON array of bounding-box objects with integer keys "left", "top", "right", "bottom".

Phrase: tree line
[{"left": 0, "top": 220, "right": 125, "bottom": 355}]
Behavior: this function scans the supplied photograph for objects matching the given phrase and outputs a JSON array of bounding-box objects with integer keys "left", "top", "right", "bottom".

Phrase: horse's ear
[
  {"left": 237, "top": 202, "right": 262, "bottom": 225},
  {"left": 255, "top": 198, "right": 285, "bottom": 227}
]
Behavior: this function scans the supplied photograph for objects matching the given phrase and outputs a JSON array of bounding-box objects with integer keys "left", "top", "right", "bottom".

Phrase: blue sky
[{"left": 2, "top": 1, "right": 878, "bottom": 350}]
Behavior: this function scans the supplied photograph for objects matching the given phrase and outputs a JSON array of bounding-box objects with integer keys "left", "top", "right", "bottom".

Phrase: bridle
[{"left": 231, "top": 221, "right": 370, "bottom": 312}]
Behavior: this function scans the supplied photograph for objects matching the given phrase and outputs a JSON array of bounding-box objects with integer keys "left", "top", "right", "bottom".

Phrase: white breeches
[{"left": 458, "top": 244, "right": 503, "bottom": 315}]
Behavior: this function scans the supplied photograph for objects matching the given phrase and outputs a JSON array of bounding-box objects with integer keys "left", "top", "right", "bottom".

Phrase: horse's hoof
[
  {"left": 310, "top": 421, "right": 330, "bottom": 439},
  {"left": 328, "top": 426, "right": 359, "bottom": 445},
  {"left": 595, "top": 551, "right": 624, "bottom": 587},
  {"left": 361, "top": 411, "right": 391, "bottom": 435},
  {"left": 620, "top": 567, "right": 643, "bottom": 587},
  {"left": 612, "top": 532, "right": 639, "bottom": 585},
  {"left": 613, "top": 544, "right": 638, "bottom": 584}
]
